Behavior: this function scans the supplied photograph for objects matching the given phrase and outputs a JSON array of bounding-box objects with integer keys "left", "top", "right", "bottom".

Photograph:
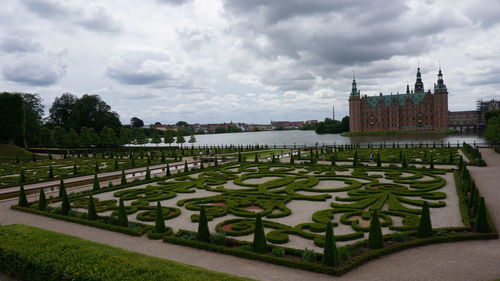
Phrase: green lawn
[{"left": 0, "top": 224, "right": 254, "bottom": 281}]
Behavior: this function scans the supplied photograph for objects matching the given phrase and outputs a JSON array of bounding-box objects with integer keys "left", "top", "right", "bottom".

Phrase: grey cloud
[
  {"left": 21, "top": 0, "right": 120, "bottom": 33},
  {"left": 465, "top": 1, "right": 500, "bottom": 28},
  {"left": 156, "top": 0, "right": 192, "bottom": 5},
  {"left": 0, "top": 36, "right": 42, "bottom": 53},
  {"left": 2, "top": 55, "right": 67, "bottom": 86}
]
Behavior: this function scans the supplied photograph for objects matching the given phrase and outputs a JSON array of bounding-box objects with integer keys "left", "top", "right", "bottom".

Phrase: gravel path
[{"left": 0, "top": 149, "right": 499, "bottom": 281}]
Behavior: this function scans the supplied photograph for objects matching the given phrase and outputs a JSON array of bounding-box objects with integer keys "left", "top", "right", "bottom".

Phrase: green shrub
[
  {"left": 120, "top": 169, "right": 127, "bottom": 185},
  {"left": 272, "top": 247, "right": 286, "bottom": 257},
  {"left": 391, "top": 232, "right": 407, "bottom": 242},
  {"left": 61, "top": 189, "right": 71, "bottom": 215},
  {"left": 92, "top": 174, "right": 100, "bottom": 191},
  {"left": 166, "top": 163, "right": 171, "bottom": 176},
  {"left": 58, "top": 178, "right": 65, "bottom": 198},
  {"left": 145, "top": 166, "right": 151, "bottom": 180},
  {"left": 18, "top": 185, "right": 28, "bottom": 207},
  {"left": 417, "top": 201, "right": 433, "bottom": 238},
  {"left": 253, "top": 214, "right": 267, "bottom": 253},
  {"left": 19, "top": 170, "right": 26, "bottom": 183},
  {"left": 210, "top": 232, "right": 227, "bottom": 245},
  {"left": 197, "top": 207, "right": 210, "bottom": 242},
  {"left": 323, "top": 221, "right": 339, "bottom": 266},
  {"left": 368, "top": 210, "right": 383, "bottom": 249},
  {"left": 87, "top": 195, "right": 97, "bottom": 220},
  {"left": 154, "top": 201, "right": 167, "bottom": 233},
  {"left": 302, "top": 248, "right": 317, "bottom": 262},
  {"left": 240, "top": 244, "right": 253, "bottom": 251},
  {"left": 117, "top": 199, "right": 128, "bottom": 227},
  {"left": 48, "top": 165, "right": 54, "bottom": 179},
  {"left": 180, "top": 232, "right": 197, "bottom": 240},
  {"left": 476, "top": 197, "right": 490, "bottom": 233},
  {"left": 38, "top": 189, "right": 47, "bottom": 210}
]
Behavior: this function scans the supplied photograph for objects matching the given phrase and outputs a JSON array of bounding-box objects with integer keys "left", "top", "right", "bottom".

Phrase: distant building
[
  {"left": 348, "top": 68, "right": 449, "bottom": 132},
  {"left": 448, "top": 111, "right": 481, "bottom": 133}
]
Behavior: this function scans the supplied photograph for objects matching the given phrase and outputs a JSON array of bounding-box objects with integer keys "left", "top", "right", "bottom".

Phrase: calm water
[{"left": 146, "top": 130, "right": 486, "bottom": 146}]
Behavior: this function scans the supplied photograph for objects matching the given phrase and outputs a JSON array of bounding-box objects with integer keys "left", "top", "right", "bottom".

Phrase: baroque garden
[{"left": 5, "top": 143, "right": 497, "bottom": 277}]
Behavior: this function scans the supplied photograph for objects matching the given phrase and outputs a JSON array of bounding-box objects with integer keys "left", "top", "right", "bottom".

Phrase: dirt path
[{"left": 0, "top": 149, "right": 499, "bottom": 281}]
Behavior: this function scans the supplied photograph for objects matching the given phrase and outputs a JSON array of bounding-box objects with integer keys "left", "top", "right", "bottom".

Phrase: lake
[{"left": 145, "top": 130, "right": 486, "bottom": 146}]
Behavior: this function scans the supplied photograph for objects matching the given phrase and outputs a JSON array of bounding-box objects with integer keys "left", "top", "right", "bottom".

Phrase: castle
[{"left": 348, "top": 68, "right": 448, "bottom": 132}]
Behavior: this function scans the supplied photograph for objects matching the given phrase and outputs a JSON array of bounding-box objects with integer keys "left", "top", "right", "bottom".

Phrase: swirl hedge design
[{"left": 79, "top": 162, "right": 454, "bottom": 247}]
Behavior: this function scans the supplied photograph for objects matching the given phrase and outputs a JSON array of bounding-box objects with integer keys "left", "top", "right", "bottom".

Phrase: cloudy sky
[{"left": 1, "top": 0, "right": 500, "bottom": 125}]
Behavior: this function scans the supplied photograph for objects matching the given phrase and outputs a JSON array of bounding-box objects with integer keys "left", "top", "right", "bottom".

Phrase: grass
[
  {"left": 0, "top": 144, "right": 34, "bottom": 162},
  {"left": 341, "top": 129, "right": 458, "bottom": 136},
  {"left": 0, "top": 224, "right": 254, "bottom": 281}
]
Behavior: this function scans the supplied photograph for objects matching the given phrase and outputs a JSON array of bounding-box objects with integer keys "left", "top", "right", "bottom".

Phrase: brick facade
[{"left": 349, "top": 68, "right": 448, "bottom": 132}]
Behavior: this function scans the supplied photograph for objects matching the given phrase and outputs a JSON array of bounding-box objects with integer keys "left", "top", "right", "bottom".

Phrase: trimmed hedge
[{"left": 0, "top": 224, "right": 252, "bottom": 281}]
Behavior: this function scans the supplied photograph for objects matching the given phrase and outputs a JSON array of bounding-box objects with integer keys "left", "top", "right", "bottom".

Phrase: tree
[
  {"left": 376, "top": 152, "right": 381, "bottom": 167},
  {"left": 52, "top": 126, "right": 66, "bottom": 147},
  {"left": 253, "top": 214, "right": 267, "bottom": 253},
  {"left": 65, "top": 128, "right": 79, "bottom": 147},
  {"left": 72, "top": 94, "right": 121, "bottom": 132},
  {"left": 430, "top": 155, "right": 434, "bottom": 169},
  {"left": 61, "top": 188, "right": 71, "bottom": 215},
  {"left": 38, "top": 189, "right": 47, "bottom": 210},
  {"left": 166, "top": 163, "right": 171, "bottom": 176},
  {"left": 117, "top": 199, "right": 128, "bottom": 227},
  {"left": 197, "top": 207, "right": 210, "bottom": 242},
  {"left": 145, "top": 166, "right": 151, "bottom": 180},
  {"left": 154, "top": 201, "right": 167, "bottom": 233},
  {"left": 188, "top": 134, "right": 196, "bottom": 145},
  {"left": 121, "top": 169, "right": 127, "bottom": 185},
  {"left": 19, "top": 170, "right": 26, "bottom": 184},
  {"left": 131, "top": 117, "right": 144, "bottom": 128},
  {"left": 58, "top": 178, "right": 66, "bottom": 198},
  {"left": 119, "top": 127, "right": 132, "bottom": 146},
  {"left": 176, "top": 121, "right": 189, "bottom": 127},
  {"left": 323, "top": 221, "right": 339, "bottom": 266},
  {"left": 39, "top": 127, "right": 54, "bottom": 147},
  {"left": 21, "top": 93, "right": 44, "bottom": 147},
  {"left": 368, "top": 210, "right": 383, "bottom": 249},
  {"left": 48, "top": 92, "right": 78, "bottom": 129},
  {"left": 485, "top": 116, "right": 500, "bottom": 142},
  {"left": 340, "top": 116, "right": 350, "bottom": 132},
  {"left": 0, "top": 93, "right": 25, "bottom": 145},
  {"left": 79, "top": 127, "right": 92, "bottom": 148},
  {"left": 92, "top": 174, "right": 100, "bottom": 191},
  {"left": 476, "top": 197, "right": 490, "bottom": 233},
  {"left": 163, "top": 130, "right": 175, "bottom": 146},
  {"left": 18, "top": 185, "right": 28, "bottom": 207},
  {"left": 48, "top": 165, "right": 54, "bottom": 179},
  {"left": 417, "top": 201, "right": 433, "bottom": 238},
  {"left": 134, "top": 128, "right": 148, "bottom": 146},
  {"left": 151, "top": 129, "right": 162, "bottom": 146},
  {"left": 88, "top": 128, "right": 100, "bottom": 146},
  {"left": 100, "top": 126, "right": 118, "bottom": 147},
  {"left": 87, "top": 195, "right": 97, "bottom": 220},
  {"left": 176, "top": 130, "right": 186, "bottom": 148}
]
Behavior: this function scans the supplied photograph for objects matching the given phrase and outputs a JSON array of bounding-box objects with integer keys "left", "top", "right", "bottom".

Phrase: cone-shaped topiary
[
  {"left": 61, "top": 188, "right": 71, "bottom": 215},
  {"left": 476, "top": 197, "right": 489, "bottom": 233},
  {"left": 254, "top": 153, "right": 259, "bottom": 162},
  {"left": 120, "top": 169, "right": 127, "bottom": 185},
  {"left": 131, "top": 156, "right": 135, "bottom": 167},
  {"left": 154, "top": 201, "right": 167, "bottom": 233},
  {"left": 353, "top": 150, "right": 358, "bottom": 166},
  {"left": 58, "top": 178, "right": 65, "bottom": 198},
  {"left": 473, "top": 189, "right": 481, "bottom": 217},
  {"left": 87, "top": 195, "right": 97, "bottom": 220},
  {"left": 38, "top": 188, "right": 47, "bottom": 210},
  {"left": 92, "top": 174, "right": 100, "bottom": 191},
  {"left": 253, "top": 214, "right": 267, "bottom": 253},
  {"left": 73, "top": 163, "right": 78, "bottom": 175},
  {"left": 114, "top": 158, "right": 119, "bottom": 169},
  {"left": 184, "top": 160, "right": 189, "bottom": 173},
  {"left": 401, "top": 156, "right": 408, "bottom": 168},
  {"left": 18, "top": 185, "right": 28, "bottom": 207},
  {"left": 430, "top": 155, "right": 434, "bottom": 169},
  {"left": 197, "top": 207, "right": 210, "bottom": 242},
  {"left": 417, "top": 201, "right": 433, "bottom": 238},
  {"left": 238, "top": 152, "right": 242, "bottom": 162},
  {"left": 145, "top": 166, "right": 151, "bottom": 180},
  {"left": 48, "top": 165, "right": 54, "bottom": 179},
  {"left": 323, "top": 221, "right": 339, "bottom": 266},
  {"left": 166, "top": 163, "right": 171, "bottom": 176},
  {"left": 290, "top": 153, "right": 294, "bottom": 164},
  {"left": 376, "top": 153, "right": 381, "bottom": 167},
  {"left": 200, "top": 160, "right": 204, "bottom": 169},
  {"left": 449, "top": 151, "right": 454, "bottom": 164},
  {"left": 214, "top": 156, "right": 218, "bottom": 166},
  {"left": 368, "top": 210, "right": 383, "bottom": 249},
  {"left": 19, "top": 170, "right": 26, "bottom": 184},
  {"left": 117, "top": 199, "right": 128, "bottom": 227},
  {"left": 331, "top": 153, "right": 336, "bottom": 166}
]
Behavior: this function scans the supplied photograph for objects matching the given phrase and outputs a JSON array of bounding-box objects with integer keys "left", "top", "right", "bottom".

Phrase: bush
[
  {"left": 253, "top": 214, "right": 267, "bottom": 253},
  {"left": 391, "top": 232, "right": 407, "bottom": 242},
  {"left": 38, "top": 189, "right": 47, "bottom": 210},
  {"left": 197, "top": 207, "right": 210, "bottom": 242},
  {"left": 417, "top": 201, "right": 433, "bottom": 238},
  {"left": 92, "top": 174, "right": 100, "bottom": 191},
  {"left": 210, "top": 233, "right": 227, "bottom": 245},
  {"left": 302, "top": 248, "right": 317, "bottom": 262},
  {"left": 87, "top": 195, "right": 97, "bottom": 221},
  {"left": 323, "top": 221, "right": 339, "bottom": 266},
  {"left": 61, "top": 189, "right": 71, "bottom": 215},
  {"left": 272, "top": 247, "right": 286, "bottom": 257},
  {"left": 18, "top": 185, "right": 28, "bottom": 207},
  {"left": 368, "top": 210, "right": 383, "bottom": 249},
  {"left": 154, "top": 201, "right": 167, "bottom": 233},
  {"left": 476, "top": 197, "right": 490, "bottom": 233},
  {"left": 240, "top": 244, "right": 253, "bottom": 251},
  {"left": 117, "top": 199, "right": 128, "bottom": 227}
]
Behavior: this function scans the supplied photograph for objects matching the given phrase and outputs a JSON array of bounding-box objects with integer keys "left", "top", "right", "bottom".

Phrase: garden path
[{"left": 0, "top": 149, "right": 499, "bottom": 281}]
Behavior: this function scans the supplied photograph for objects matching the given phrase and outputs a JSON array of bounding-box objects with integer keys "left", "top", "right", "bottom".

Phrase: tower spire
[
  {"left": 350, "top": 73, "right": 359, "bottom": 97},
  {"left": 414, "top": 66, "right": 424, "bottom": 93}
]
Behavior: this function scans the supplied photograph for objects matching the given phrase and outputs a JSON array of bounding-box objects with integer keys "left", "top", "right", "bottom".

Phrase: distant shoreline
[{"left": 341, "top": 129, "right": 458, "bottom": 137}]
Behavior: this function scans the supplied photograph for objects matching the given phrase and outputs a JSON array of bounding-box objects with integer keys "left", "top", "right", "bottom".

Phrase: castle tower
[
  {"left": 348, "top": 77, "right": 361, "bottom": 132},
  {"left": 433, "top": 66, "right": 449, "bottom": 129},
  {"left": 414, "top": 67, "right": 424, "bottom": 93}
]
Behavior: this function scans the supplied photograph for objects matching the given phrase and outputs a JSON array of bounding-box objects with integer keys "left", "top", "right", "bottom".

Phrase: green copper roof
[{"left": 365, "top": 92, "right": 429, "bottom": 108}]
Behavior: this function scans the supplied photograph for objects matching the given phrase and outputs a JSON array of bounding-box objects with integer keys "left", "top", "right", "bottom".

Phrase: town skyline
[{"left": 1, "top": 0, "right": 500, "bottom": 124}]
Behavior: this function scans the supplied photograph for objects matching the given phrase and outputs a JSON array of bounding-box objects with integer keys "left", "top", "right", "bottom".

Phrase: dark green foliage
[
  {"left": 197, "top": 207, "right": 210, "bottom": 242},
  {"left": 401, "top": 156, "right": 408, "bottom": 168},
  {"left": 376, "top": 153, "right": 381, "bottom": 167},
  {"left": 166, "top": 163, "right": 171, "bottom": 176},
  {"left": 254, "top": 153, "right": 259, "bottom": 162},
  {"left": 18, "top": 185, "right": 28, "bottom": 207},
  {"left": 331, "top": 153, "right": 335, "bottom": 166},
  {"left": 238, "top": 152, "right": 242, "bottom": 162},
  {"left": 417, "top": 201, "right": 433, "bottom": 238},
  {"left": 48, "top": 165, "right": 54, "bottom": 179},
  {"left": 430, "top": 155, "right": 434, "bottom": 169},
  {"left": 58, "top": 178, "right": 65, "bottom": 198},
  {"left": 253, "top": 214, "right": 267, "bottom": 253},
  {"left": 120, "top": 169, "right": 127, "bottom": 185},
  {"left": 94, "top": 162, "right": 99, "bottom": 173},
  {"left": 61, "top": 189, "right": 71, "bottom": 215},
  {"left": 353, "top": 150, "right": 358, "bottom": 166},
  {"left": 38, "top": 189, "right": 47, "bottom": 210},
  {"left": 448, "top": 150, "right": 454, "bottom": 164},
  {"left": 114, "top": 158, "right": 119, "bottom": 169},
  {"left": 323, "top": 221, "right": 339, "bottom": 266},
  {"left": 368, "top": 210, "right": 383, "bottom": 249},
  {"left": 117, "top": 199, "right": 128, "bottom": 227},
  {"left": 73, "top": 163, "right": 78, "bottom": 175},
  {"left": 214, "top": 156, "right": 218, "bottom": 166},
  {"left": 290, "top": 153, "right": 294, "bottom": 164},
  {"left": 184, "top": 160, "right": 189, "bottom": 173},
  {"left": 154, "top": 201, "right": 167, "bottom": 233},
  {"left": 476, "top": 197, "right": 489, "bottom": 233},
  {"left": 92, "top": 174, "right": 100, "bottom": 191},
  {"left": 145, "top": 166, "right": 151, "bottom": 180},
  {"left": 19, "top": 170, "right": 26, "bottom": 183},
  {"left": 87, "top": 195, "right": 97, "bottom": 220}
]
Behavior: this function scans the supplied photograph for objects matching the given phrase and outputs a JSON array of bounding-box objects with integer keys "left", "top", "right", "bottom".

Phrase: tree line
[{"left": 299, "top": 116, "right": 350, "bottom": 134}]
